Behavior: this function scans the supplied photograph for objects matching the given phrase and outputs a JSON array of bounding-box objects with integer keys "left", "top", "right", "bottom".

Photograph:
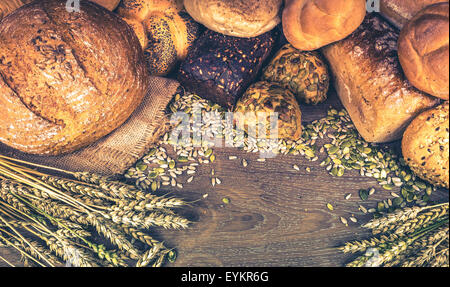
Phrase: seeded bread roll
[
  {"left": 380, "top": 0, "right": 448, "bottom": 29},
  {"left": 183, "top": 0, "right": 282, "bottom": 38},
  {"left": 398, "top": 2, "right": 449, "bottom": 100},
  {"left": 402, "top": 102, "right": 449, "bottom": 189},
  {"left": 177, "top": 30, "right": 277, "bottom": 109},
  {"left": 262, "top": 44, "right": 329, "bottom": 105},
  {"left": 0, "top": 0, "right": 148, "bottom": 155},
  {"left": 321, "top": 14, "right": 439, "bottom": 143},
  {"left": 118, "top": 0, "right": 201, "bottom": 76},
  {"left": 235, "top": 81, "right": 302, "bottom": 141}
]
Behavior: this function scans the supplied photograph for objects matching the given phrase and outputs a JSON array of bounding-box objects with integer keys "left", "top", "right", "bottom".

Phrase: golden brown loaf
[
  {"left": 380, "top": 0, "right": 448, "bottom": 29},
  {"left": 90, "top": 0, "right": 121, "bottom": 11},
  {"left": 282, "top": 0, "right": 366, "bottom": 51},
  {"left": 0, "top": 0, "right": 32, "bottom": 19},
  {"left": 183, "top": 0, "right": 282, "bottom": 38},
  {"left": 118, "top": 0, "right": 201, "bottom": 76},
  {"left": 0, "top": 0, "right": 149, "bottom": 155},
  {"left": 322, "top": 14, "right": 439, "bottom": 143},
  {"left": 398, "top": 2, "right": 449, "bottom": 100},
  {"left": 402, "top": 102, "right": 449, "bottom": 189}
]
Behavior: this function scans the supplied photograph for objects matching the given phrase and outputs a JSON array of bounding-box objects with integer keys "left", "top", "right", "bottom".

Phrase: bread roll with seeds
[
  {"left": 402, "top": 102, "right": 449, "bottom": 189},
  {"left": 234, "top": 81, "right": 302, "bottom": 141},
  {"left": 262, "top": 44, "right": 329, "bottom": 105},
  {"left": 118, "top": 0, "right": 201, "bottom": 76},
  {"left": 0, "top": 0, "right": 148, "bottom": 155}
]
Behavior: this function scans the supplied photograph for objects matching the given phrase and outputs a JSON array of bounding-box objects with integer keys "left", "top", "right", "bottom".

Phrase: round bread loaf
[
  {"left": 90, "top": 0, "right": 121, "bottom": 11},
  {"left": 183, "top": 0, "right": 282, "bottom": 38},
  {"left": 234, "top": 82, "right": 302, "bottom": 141},
  {"left": 402, "top": 102, "right": 449, "bottom": 189},
  {"left": 118, "top": 0, "right": 201, "bottom": 76},
  {"left": 398, "top": 2, "right": 449, "bottom": 100},
  {"left": 0, "top": 0, "right": 149, "bottom": 155},
  {"left": 0, "top": 0, "right": 32, "bottom": 19},
  {"left": 282, "top": 0, "right": 366, "bottom": 51},
  {"left": 262, "top": 44, "right": 329, "bottom": 105}
]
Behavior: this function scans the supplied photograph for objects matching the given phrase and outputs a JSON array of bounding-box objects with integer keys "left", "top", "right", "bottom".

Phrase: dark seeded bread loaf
[
  {"left": 0, "top": 0, "right": 148, "bottom": 155},
  {"left": 177, "top": 29, "right": 277, "bottom": 109}
]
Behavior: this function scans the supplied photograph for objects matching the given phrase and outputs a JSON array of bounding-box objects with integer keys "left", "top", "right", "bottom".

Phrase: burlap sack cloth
[{"left": 0, "top": 76, "right": 180, "bottom": 176}]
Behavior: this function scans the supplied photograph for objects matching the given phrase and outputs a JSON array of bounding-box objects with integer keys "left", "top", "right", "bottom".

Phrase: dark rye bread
[
  {"left": 177, "top": 29, "right": 277, "bottom": 109},
  {"left": 0, "top": 0, "right": 148, "bottom": 155}
]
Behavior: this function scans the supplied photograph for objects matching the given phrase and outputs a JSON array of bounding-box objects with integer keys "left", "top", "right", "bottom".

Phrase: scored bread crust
[
  {"left": 402, "top": 102, "right": 449, "bottom": 188},
  {"left": 380, "top": 0, "right": 448, "bottom": 29},
  {"left": 0, "top": 0, "right": 148, "bottom": 155},
  {"left": 282, "top": 0, "right": 366, "bottom": 51},
  {"left": 321, "top": 14, "right": 439, "bottom": 143},
  {"left": 398, "top": 2, "right": 449, "bottom": 100},
  {"left": 183, "top": 0, "right": 282, "bottom": 38}
]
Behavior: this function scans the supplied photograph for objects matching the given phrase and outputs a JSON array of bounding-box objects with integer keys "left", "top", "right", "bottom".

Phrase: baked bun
[
  {"left": 398, "top": 2, "right": 449, "bottom": 100},
  {"left": 90, "top": 0, "right": 121, "bottom": 11},
  {"left": 118, "top": 0, "right": 201, "bottom": 76},
  {"left": 380, "top": 0, "right": 448, "bottom": 29},
  {"left": 282, "top": 0, "right": 366, "bottom": 51},
  {"left": 402, "top": 102, "right": 449, "bottom": 189},
  {"left": 0, "top": 0, "right": 148, "bottom": 155},
  {"left": 183, "top": 0, "right": 282, "bottom": 38}
]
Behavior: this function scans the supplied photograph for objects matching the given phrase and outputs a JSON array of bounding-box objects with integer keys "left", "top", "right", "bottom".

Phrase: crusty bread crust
[
  {"left": 322, "top": 14, "right": 439, "bottom": 143},
  {"left": 380, "top": 0, "right": 448, "bottom": 29},
  {"left": 402, "top": 102, "right": 449, "bottom": 188},
  {"left": 282, "top": 0, "right": 366, "bottom": 51},
  {"left": 183, "top": 0, "right": 282, "bottom": 38},
  {"left": 398, "top": 2, "right": 449, "bottom": 100},
  {"left": 0, "top": 0, "right": 148, "bottom": 155}
]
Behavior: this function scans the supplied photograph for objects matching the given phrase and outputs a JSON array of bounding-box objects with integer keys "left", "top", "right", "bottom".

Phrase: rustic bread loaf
[
  {"left": 0, "top": 0, "right": 32, "bottom": 19},
  {"left": 89, "top": 0, "right": 121, "bottom": 11},
  {"left": 402, "top": 102, "right": 449, "bottom": 189},
  {"left": 321, "top": 14, "right": 439, "bottom": 143},
  {"left": 234, "top": 81, "right": 302, "bottom": 141},
  {"left": 0, "top": 0, "right": 149, "bottom": 155},
  {"left": 282, "top": 0, "right": 366, "bottom": 51},
  {"left": 177, "top": 30, "right": 277, "bottom": 109},
  {"left": 183, "top": 0, "right": 282, "bottom": 38},
  {"left": 118, "top": 0, "right": 201, "bottom": 76},
  {"left": 262, "top": 44, "right": 329, "bottom": 105},
  {"left": 398, "top": 2, "right": 449, "bottom": 100},
  {"left": 380, "top": 0, "right": 448, "bottom": 29}
]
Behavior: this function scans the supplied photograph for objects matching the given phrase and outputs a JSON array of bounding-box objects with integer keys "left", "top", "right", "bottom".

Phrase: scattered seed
[
  {"left": 293, "top": 165, "right": 300, "bottom": 171},
  {"left": 359, "top": 189, "right": 369, "bottom": 201},
  {"left": 340, "top": 217, "right": 348, "bottom": 226},
  {"left": 327, "top": 203, "right": 334, "bottom": 211},
  {"left": 222, "top": 198, "right": 230, "bottom": 204}
]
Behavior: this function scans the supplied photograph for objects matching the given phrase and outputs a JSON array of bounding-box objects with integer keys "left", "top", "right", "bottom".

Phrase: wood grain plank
[{"left": 1, "top": 92, "right": 448, "bottom": 267}]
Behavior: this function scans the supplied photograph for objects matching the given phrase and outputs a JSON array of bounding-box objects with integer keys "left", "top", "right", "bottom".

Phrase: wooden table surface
[{"left": 1, "top": 92, "right": 448, "bottom": 267}]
